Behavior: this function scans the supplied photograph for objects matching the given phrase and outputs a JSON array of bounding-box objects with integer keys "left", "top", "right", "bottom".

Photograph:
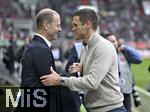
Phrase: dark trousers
[
  {"left": 123, "top": 94, "right": 131, "bottom": 112},
  {"left": 108, "top": 106, "right": 127, "bottom": 112}
]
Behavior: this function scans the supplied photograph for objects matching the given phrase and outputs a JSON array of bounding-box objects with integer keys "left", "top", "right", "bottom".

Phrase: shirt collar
[
  {"left": 87, "top": 33, "right": 99, "bottom": 47},
  {"left": 88, "top": 32, "right": 96, "bottom": 41},
  {"left": 35, "top": 33, "right": 51, "bottom": 48}
]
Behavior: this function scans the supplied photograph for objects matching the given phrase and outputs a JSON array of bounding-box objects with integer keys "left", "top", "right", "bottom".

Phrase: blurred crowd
[
  {"left": 98, "top": 0, "right": 149, "bottom": 42},
  {"left": 0, "top": 0, "right": 149, "bottom": 77}
]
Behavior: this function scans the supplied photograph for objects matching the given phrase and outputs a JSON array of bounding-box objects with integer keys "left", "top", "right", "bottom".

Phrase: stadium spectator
[
  {"left": 2, "top": 38, "right": 16, "bottom": 75},
  {"left": 102, "top": 33, "right": 142, "bottom": 112}
]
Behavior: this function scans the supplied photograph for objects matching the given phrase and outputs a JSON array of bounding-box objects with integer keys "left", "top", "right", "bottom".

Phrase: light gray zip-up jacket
[{"left": 63, "top": 33, "right": 123, "bottom": 112}]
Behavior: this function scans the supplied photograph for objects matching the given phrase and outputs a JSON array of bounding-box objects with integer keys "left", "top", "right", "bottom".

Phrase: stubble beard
[{"left": 75, "top": 34, "right": 82, "bottom": 40}]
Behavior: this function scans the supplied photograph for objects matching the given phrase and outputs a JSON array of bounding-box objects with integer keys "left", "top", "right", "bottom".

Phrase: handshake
[{"left": 40, "top": 63, "right": 83, "bottom": 86}]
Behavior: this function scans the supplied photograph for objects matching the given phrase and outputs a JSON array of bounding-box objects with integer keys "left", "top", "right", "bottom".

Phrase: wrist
[{"left": 60, "top": 77, "right": 65, "bottom": 85}]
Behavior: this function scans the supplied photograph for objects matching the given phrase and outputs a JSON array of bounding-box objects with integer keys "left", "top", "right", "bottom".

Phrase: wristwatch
[{"left": 60, "top": 77, "right": 65, "bottom": 85}]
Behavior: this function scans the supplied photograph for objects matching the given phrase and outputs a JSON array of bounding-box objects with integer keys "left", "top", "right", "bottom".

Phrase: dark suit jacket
[
  {"left": 21, "top": 35, "right": 55, "bottom": 87},
  {"left": 15, "top": 35, "right": 79, "bottom": 112}
]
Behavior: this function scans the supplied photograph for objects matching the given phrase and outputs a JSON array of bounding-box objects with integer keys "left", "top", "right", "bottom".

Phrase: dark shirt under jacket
[
  {"left": 66, "top": 45, "right": 79, "bottom": 77},
  {"left": 65, "top": 45, "right": 81, "bottom": 111}
]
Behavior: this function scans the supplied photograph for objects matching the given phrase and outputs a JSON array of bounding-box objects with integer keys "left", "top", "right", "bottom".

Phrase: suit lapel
[{"left": 49, "top": 49, "right": 56, "bottom": 71}]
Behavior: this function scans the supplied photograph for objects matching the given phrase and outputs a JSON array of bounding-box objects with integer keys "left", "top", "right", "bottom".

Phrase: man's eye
[{"left": 73, "top": 24, "right": 77, "bottom": 27}]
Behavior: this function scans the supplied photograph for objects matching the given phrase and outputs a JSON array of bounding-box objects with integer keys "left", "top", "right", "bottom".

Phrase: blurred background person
[{"left": 102, "top": 33, "right": 143, "bottom": 112}]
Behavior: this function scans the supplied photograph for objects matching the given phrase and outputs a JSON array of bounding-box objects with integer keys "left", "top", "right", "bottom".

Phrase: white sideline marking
[{"left": 135, "top": 86, "right": 150, "bottom": 97}]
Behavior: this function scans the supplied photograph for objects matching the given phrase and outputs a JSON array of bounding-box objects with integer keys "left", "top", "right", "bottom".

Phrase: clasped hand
[
  {"left": 68, "top": 62, "right": 82, "bottom": 73},
  {"left": 40, "top": 67, "right": 61, "bottom": 86},
  {"left": 40, "top": 63, "right": 82, "bottom": 86}
]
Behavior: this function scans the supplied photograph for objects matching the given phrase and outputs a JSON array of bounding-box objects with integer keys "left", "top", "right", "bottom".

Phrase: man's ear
[
  {"left": 86, "top": 20, "right": 92, "bottom": 29},
  {"left": 43, "top": 21, "right": 50, "bottom": 31}
]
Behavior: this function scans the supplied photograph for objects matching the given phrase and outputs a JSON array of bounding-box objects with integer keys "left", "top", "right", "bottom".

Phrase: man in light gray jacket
[{"left": 40, "top": 9, "right": 126, "bottom": 112}]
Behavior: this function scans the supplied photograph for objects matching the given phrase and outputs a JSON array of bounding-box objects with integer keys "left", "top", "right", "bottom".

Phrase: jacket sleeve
[
  {"left": 62, "top": 45, "right": 115, "bottom": 92},
  {"left": 122, "top": 45, "right": 143, "bottom": 64}
]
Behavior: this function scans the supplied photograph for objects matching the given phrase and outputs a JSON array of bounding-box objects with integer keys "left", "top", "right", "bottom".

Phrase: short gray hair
[{"left": 36, "top": 8, "right": 57, "bottom": 29}]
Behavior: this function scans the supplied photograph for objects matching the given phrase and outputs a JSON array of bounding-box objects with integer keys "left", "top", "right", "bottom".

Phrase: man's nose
[{"left": 59, "top": 27, "right": 62, "bottom": 32}]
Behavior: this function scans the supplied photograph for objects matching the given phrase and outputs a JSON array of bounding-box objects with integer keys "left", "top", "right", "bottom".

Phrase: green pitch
[
  {"left": 132, "top": 58, "right": 150, "bottom": 90},
  {"left": 131, "top": 58, "right": 150, "bottom": 112}
]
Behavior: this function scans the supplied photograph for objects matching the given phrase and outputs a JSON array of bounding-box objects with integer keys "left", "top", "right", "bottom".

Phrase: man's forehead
[
  {"left": 73, "top": 16, "right": 80, "bottom": 21},
  {"left": 72, "top": 16, "right": 80, "bottom": 24},
  {"left": 52, "top": 14, "right": 61, "bottom": 22}
]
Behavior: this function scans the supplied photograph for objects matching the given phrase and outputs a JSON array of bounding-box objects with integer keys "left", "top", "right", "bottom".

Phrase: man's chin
[
  {"left": 54, "top": 37, "right": 58, "bottom": 40},
  {"left": 53, "top": 35, "right": 58, "bottom": 40}
]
